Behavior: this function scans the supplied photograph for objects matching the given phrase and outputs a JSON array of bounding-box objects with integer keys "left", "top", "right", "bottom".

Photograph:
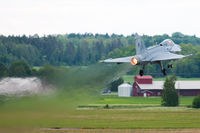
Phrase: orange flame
[{"left": 131, "top": 57, "right": 138, "bottom": 65}]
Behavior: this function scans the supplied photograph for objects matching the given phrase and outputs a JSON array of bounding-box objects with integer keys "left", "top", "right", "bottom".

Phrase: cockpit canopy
[
  {"left": 159, "top": 39, "right": 175, "bottom": 46},
  {"left": 159, "top": 39, "right": 181, "bottom": 52}
]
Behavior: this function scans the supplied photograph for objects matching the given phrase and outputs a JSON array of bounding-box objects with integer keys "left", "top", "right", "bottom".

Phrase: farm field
[
  {"left": 1, "top": 95, "right": 200, "bottom": 133},
  {"left": 95, "top": 94, "right": 194, "bottom": 105},
  {"left": 1, "top": 104, "right": 200, "bottom": 130}
]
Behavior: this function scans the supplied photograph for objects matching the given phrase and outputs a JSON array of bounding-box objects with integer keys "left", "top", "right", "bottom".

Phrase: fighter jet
[{"left": 102, "top": 33, "right": 192, "bottom": 76}]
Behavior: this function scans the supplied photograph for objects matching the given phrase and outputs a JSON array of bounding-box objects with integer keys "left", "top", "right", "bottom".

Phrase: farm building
[
  {"left": 132, "top": 76, "right": 200, "bottom": 97},
  {"left": 118, "top": 83, "right": 132, "bottom": 97}
]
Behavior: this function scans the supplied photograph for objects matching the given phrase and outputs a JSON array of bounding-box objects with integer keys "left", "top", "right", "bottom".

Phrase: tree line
[
  {"left": 0, "top": 32, "right": 200, "bottom": 77},
  {"left": 0, "top": 61, "right": 64, "bottom": 87}
]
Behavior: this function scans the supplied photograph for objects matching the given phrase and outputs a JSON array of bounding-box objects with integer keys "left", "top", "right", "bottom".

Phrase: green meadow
[
  {"left": 95, "top": 95, "right": 194, "bottom": 105},
  {"left": 0, "top": 94, "right": 200, "bottom": 132}
]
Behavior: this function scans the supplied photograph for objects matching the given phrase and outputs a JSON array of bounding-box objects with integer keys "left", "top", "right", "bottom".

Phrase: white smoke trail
[{"left": 0, "top": 77, "right": 53, "bottom": 96}]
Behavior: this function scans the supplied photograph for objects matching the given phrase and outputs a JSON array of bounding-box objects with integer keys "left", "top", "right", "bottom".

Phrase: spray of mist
[{"left": 0, "top": 77, "right": 53, "bottom": 96}]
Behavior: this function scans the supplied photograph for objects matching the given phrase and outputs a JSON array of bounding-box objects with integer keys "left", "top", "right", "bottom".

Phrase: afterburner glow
[{"left": 131, "top": 57, "right": 138, "bottom": 65}]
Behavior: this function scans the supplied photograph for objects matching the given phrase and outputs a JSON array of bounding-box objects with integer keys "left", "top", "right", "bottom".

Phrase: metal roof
[
  {"left": 137, "top": 81, "right": 200, "bottom": 90},
  {"left": 119, "top": 83, "right": 132, "bottom": 87},
  {"left": 135, "top": 75, "right": 152, "bottom": 79}
]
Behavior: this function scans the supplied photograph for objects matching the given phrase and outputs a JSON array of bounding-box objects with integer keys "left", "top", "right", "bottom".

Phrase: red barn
[
  {"left": 134, "top": 76, "right": 152, "bottom": 84},
  {"left": 133, "top": 75, "right": 153, "bottom": 96},
  {"left": 132, "top": 75, "right": 200, "bottom": 97}
]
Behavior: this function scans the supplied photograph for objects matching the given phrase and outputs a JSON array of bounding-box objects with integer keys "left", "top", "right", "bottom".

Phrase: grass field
[
  {"left": 0, "top": 93, "right": 200, "bottom": 133},
  {"left": 1, "top": 95, "right": 198, "bottom": 129},
  {"left": 1, "top": 104, "right": 200, "bottom": 130},
  {"left": 38, "top": 108, "right": 200, "bottom": 129},
  {"left": 95, "top": 94, "right": 194, "bottom": 105}
]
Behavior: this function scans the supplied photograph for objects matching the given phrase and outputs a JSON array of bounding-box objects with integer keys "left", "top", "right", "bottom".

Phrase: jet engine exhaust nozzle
[{"left": 131, "top": 57, "right": 139, "bottom": 65}]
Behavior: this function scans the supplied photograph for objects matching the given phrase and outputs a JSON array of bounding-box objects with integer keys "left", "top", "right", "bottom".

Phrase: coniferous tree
[
  {"left": 192, "top": 95, "right": 200, "bottom": 108},
  {"left": 161, "top": 76, "right": 179, "bottom": 106},
  {"left": 108, "top": 77, "right": 124, "bottom": 92}
]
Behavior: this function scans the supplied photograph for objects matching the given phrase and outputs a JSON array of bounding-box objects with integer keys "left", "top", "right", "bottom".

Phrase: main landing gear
[
  {"left": 139, "top": 70, "right": 144, "bottom": 76},
  {"left": 162, "top": 68, "right": 167, "bottom": 76},
  {"left": 159, "top": 62, "right": 173, "bottom": 76},
  {"left": 138, "top": 62, "right": 173, "bottom": 76},
  {"left": 159, "top": 61, "right": 167, "bottom": 76},
  {"left": 139, "top": 65, "right": 145, "bottom": 76}
]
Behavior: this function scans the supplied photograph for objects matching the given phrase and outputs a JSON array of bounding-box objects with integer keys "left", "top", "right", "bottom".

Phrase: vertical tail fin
[{"left": 135, "top": 33, "right": 146, "bottom": 55}]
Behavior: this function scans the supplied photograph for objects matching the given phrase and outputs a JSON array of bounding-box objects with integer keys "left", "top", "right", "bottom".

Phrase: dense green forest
[{"left": 0, "top": 32, "right": 200, "bottom": 77}]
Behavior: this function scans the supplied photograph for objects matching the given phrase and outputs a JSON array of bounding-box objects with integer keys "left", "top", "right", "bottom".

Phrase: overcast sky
[{"left": 1, "top": 0, "right": 200, "bottom": 36}]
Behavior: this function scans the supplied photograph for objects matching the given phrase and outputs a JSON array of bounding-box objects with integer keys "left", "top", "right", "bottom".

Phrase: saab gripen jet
[{"left": 102, "top": 33, "right": 192, "bottom": 76}]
